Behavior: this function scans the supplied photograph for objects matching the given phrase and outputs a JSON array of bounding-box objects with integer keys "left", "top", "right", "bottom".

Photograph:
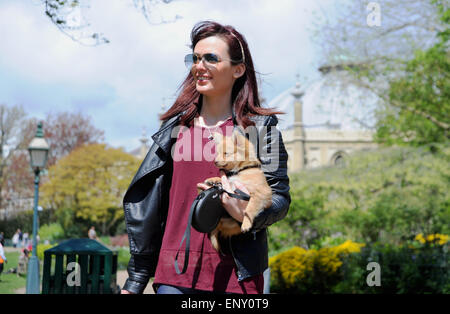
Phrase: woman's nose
[{"left": 195, "top": 58, "right": 208, "bottom": 70}]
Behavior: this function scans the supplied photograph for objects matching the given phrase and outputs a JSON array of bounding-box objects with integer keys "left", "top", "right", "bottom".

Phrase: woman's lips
[
  {"left": 197, "top": 76, "right": 211, "bottom": 85},
  {"left": 196, "top": 74, "right": 212, "bottom": 81}
]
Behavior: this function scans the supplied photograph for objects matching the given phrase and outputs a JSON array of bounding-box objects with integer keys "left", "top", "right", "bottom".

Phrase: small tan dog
[{"left": 203, "top": 131, "right": 272, "bottom": 252}]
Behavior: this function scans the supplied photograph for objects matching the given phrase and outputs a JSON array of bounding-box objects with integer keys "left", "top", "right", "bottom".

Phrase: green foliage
[
  {"left": 375, "top": 3, "right": 449, "bottom": 146},
  {"left": 116, "top": 247, "right": 131, "bottom": 271},
  {"left": 269, "top": 240, "right": 365, "bottom": 293},
  {"left": 0, "top": 209, "right": 53, "bottom": 240},
  {"left": 270, "top": 237, "right": 449, "bottom": 294},
  {"left": 41, "top": 143, "right": 140, "bottom": 236},
  {"left": 38, "top": 223, "right": 65, "bottom": 242},
  {"left": 37, "top": 243, "right": 57, "bottom": 260},
  {"left": 269, "top": 144, "right": 450, "bottom": 250},
  {"left": 335, "top": 239, "right": 449, "bottom": 294}
]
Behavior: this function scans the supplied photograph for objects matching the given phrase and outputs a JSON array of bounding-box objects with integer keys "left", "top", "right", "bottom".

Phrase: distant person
[
  {"left": 18, "top": 229, "right": 23, "bottom": 247},
  {"left": 0, "top": 239, "right": 7, "bottom": 281},
  {"left": 16, "top": 248, "right": 29, "bottom": 276},
  {"left": 23, "top": 232, "right": 29, "bottom": 248},
  {"left": 12, "top": 230, "right": 19, "bottom": 248},
  {"left": 88, "top": 226, "right": 97, "bottom": 240}
]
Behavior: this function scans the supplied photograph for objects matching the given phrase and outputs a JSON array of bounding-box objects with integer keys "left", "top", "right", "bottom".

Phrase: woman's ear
[{"left": 233, "top": 64, "right": 246, "bottom": 79}]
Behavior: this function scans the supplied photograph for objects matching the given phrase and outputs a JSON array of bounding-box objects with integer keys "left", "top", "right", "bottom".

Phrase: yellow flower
[
  {"left": 437, "top": 234, "right": 449, "bottom": 245},
  {"left": 415, "top": 233, "right": 426, "bottom": 244},
  {"left": 269, "top": 240, "right": 365, "bottom": 289},
  {"left": 415, "top": 233, "right": 449, "bottom": 245}
]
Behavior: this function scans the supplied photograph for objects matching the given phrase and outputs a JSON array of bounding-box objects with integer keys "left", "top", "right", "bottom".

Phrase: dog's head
[{"left": 213, "top": 131, "right": 259, "bottom": 171}]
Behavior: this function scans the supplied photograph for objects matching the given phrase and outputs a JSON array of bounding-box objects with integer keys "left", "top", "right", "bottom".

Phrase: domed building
[{"left": 270, "top": 66, "right": 379, "bottom": 172}]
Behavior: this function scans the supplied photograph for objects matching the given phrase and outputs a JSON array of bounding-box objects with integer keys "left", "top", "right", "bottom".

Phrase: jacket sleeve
[
  {"left": 122, "top": 253, "right": 159, "bottom": 294},
  {"left": 250, "top": 115, "right": 291, "bottom": 232}
]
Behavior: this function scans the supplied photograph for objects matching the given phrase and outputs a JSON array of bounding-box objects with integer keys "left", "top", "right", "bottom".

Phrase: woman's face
[{"left": 191, "top": 36, "right": 244, "bottom": 98}]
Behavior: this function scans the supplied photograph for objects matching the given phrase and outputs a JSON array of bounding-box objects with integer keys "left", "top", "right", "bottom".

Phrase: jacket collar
[{"left": 151, "top": 112, "right": 183, "bottom": 155}]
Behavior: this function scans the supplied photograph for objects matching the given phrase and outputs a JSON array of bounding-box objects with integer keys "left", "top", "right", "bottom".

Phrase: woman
[{"left": 121, "top": 21, "right": 290, "bottom": 294}]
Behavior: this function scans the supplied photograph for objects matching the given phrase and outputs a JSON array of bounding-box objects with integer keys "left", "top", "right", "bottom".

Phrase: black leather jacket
[{"left": 122, "top": 112, "right": 290, "bottom": 294}]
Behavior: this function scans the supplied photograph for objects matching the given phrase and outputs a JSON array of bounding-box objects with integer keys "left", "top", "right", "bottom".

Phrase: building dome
[
  {"left": 267, "top": 66, "right": 379, "bottom": 172},
  {"left": 267, "top": 66, "right": 379, "bottom": 131}
]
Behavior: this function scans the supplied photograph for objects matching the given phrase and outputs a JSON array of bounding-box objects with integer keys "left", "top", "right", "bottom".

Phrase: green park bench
[{"left": 42, "top": 238, "right": 119, "bottom": 294}]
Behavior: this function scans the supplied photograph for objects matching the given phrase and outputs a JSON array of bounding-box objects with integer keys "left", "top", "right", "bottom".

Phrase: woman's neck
[{"left": 199, "top": 92, "right": 233, "bottom": 126}]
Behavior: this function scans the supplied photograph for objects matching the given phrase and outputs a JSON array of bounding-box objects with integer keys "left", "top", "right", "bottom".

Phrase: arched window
[
  {"left": 334, "top": 154, "right": 345, "bottom": 166},
  {"left": 330, "top": 151, "right": 347, "bottom": 167}
]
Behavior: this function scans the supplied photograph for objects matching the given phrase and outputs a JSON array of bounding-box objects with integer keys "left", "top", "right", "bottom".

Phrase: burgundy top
[{"left": 152, "top": 117, "right": 264, "bottom": 294}]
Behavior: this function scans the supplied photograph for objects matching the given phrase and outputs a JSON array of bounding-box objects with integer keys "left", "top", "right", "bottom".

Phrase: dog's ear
[
  {"left": 233, "top": 132, "right": 247, "bottom": 147},
  {"left": 234, "top": 131, "right": 258, "bottom": 161}
]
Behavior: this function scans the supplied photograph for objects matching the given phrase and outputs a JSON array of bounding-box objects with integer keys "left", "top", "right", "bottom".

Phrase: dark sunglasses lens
[
  {"left": 204, "top": 53, "right": 219, "bottom": 63},
  {"left": 184, "top": 54, "right": 194, "bottom": 68}
]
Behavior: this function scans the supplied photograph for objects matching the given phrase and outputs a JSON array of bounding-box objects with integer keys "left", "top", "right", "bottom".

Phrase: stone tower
[{"left": 291, "top": 77, "right": 306, "bottom": 171}]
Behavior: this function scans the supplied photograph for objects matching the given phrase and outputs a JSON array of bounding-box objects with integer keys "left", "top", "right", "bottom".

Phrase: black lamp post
[{"left": 26, "top": 122, "right": 49, "bottom": 294}]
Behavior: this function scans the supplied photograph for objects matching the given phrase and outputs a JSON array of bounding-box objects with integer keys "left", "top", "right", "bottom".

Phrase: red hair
[{"left": 160, "top": 20, "right": 282, "bottom": 128}]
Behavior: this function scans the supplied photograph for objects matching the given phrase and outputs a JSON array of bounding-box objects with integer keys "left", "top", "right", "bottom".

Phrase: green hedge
[{"left": 269, "top": 235, "right": 449, "bottom": 294}]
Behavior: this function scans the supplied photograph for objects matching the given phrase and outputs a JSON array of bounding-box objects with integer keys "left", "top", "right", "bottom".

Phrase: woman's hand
[
  {"left": 121, "top": 289, "right": 134, "bottom": 294},
  {"left": 197, "top": 171, "right": 250, "bottom": 223}
]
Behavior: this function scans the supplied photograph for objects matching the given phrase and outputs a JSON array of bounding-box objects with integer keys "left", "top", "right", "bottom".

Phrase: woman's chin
[{"left": 196, "top": 85, "right": 213, "bottom": 94}]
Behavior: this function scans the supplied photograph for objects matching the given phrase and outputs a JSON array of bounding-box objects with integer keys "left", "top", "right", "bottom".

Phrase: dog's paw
[
  {"left": 204, "top": 177, "right": 222, "bottom": 187},
  {"left": 240, "top": 219, "right": 252, "bottom": 233}
]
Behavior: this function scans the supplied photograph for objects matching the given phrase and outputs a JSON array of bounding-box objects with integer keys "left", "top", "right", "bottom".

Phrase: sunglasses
[{"left": 184, "top": 53, "right": 239, "bottom": 68}]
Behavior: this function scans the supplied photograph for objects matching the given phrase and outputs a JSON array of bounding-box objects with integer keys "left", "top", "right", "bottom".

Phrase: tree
[
  {"left": 374, "top": 1, "right": 449, "bottom": 145},
  {"left": 40, "top": 111, "right": 105, "bottom": 167},
  {"left": 375, "top": 34, "right": 450, "bottom": 145},
  {"left": 311, "top": 0, "right": 449, "bottom": 144},
  {"left": 311, "top": 0, "right": 444, "bottom": 85},
  {"left": 41, "top": 143, "right": 140, "bottom": 235},
  {"left": 1, "top": 109, "right": 105, "bottom": 219},
  {"left": 41, "top": 0, "right": 180, "bottom": 46},
  {"left": 0, "top": 104, "right": 31, "bottom": 209}
]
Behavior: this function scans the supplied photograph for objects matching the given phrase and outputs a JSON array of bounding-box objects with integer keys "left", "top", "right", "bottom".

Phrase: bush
[
  {"left": 36, "top": 243, "right": 57, "bottom": 260},
  {"left": 38, "top": 223, "right": 65, "bottom": 242},
  {"left": 269, "top": 240, "right": 364, "bottom": 293},
  {"left": 269, "top": 235, "right": 449, "bottom": 294}
]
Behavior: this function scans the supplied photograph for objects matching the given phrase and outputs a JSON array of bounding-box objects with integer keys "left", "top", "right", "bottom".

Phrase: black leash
[{"left": 174, "top": 188, "right": 250, "bottom": 275}]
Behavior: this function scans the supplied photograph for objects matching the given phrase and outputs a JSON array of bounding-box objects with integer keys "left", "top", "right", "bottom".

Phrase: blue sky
[{"left": 0, "top": 0, "right": 334, "bottom": 152}]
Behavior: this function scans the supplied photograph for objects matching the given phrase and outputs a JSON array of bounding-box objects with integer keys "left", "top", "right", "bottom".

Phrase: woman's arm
[
  {"left": 250, "top": 115, "right": 291, "bottom": 232},
  {"left": 122, "top": 254, "right": 158, "bottom": 294}
]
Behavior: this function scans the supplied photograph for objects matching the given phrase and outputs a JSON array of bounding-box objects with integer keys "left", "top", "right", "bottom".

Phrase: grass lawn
[{"left": 0, "top": 251, "right": 27, "bottom": 294}]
